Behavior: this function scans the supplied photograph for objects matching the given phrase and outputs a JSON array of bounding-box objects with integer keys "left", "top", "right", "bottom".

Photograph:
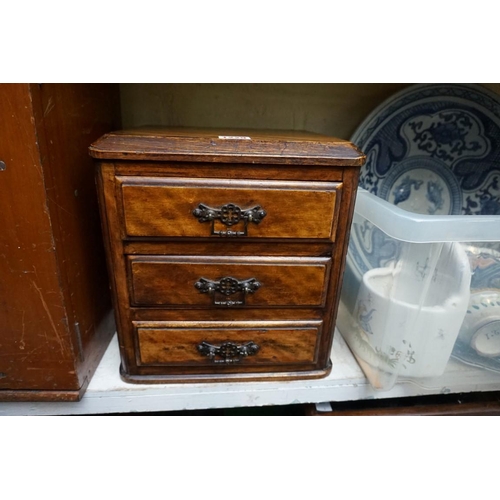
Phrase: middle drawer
[{"left": 128, "top": 256, "right": 331, "bottom": 308}]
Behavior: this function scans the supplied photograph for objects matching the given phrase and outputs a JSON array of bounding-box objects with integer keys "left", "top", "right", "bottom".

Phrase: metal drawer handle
[
  {"left": 197, "top": 341, "right": 260, "bottom": 364},
  {"left": 192, "top": 203, "right": 267, "bottom": 237},
  {"left": 194, "top": 276, "right": 261, "bottom": 307}
]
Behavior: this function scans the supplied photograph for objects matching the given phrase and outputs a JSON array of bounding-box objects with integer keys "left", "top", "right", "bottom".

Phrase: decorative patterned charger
[
  {"left": 348, "top": 83, "right": 500, "bottom": 276},
  {"left": 347, "top": 83, "right": 500, "bottom": 372}
]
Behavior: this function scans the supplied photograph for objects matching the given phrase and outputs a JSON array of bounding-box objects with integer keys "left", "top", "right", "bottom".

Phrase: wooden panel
[
  {"left": 114, "top": 162, "right": 344, "bottom": 182},
  {"left": 129, "top": 256, "right": 330, "bottom": 307},
  {"left": 124, "top": 240, "right": 331, "bottom": 257},
  {"left": 97, "top": 164, "right": 137, "bottom": 377},
  {"left": 120, "top": 177, "right": 341, "bottom": 240},
  {"left": 0, "top": 84, "right": 77, "bottom": 391},
  {"left": 135, "top": 321, "right": 321, "bottom": 366},
  {"left": 0, "top": 84, "right": 119, "bottom": 399},
  {"left": 130, "top": 307, "right": 323, "bottom": 322},
  {"left": 89, "top": 127, "right": 364, "bottom": 166},
  {"left": 31, "top": 83, "right": 120, "bottom": 387},
  {"left": 315, "top": 167, "right": 360, "bottom": 368}
]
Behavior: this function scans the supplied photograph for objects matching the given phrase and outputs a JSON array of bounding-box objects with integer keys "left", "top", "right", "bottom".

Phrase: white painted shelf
[{"left": 2, "top": 330, "right": 500, "bottom": 415}]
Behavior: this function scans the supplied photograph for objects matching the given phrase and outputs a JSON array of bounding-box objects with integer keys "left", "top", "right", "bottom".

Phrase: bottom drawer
[{"left": 134, "top": 320, "right": 322, "bottom": 367}]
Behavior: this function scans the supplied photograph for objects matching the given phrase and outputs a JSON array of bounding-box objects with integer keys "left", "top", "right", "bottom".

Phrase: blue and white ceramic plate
[
  {"left": 348, "top": 84, "right": 500, "bottom": 277},
  {"left": 452, "top": 245, "right": 500, "bottom": 373}
]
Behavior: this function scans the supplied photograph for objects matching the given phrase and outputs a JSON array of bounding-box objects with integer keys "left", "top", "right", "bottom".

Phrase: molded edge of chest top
[{"left": 88, "top": 127, "right": 365, "bottom": 166}]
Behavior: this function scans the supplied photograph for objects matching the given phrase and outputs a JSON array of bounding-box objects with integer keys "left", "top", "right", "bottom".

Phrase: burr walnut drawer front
[
  {"left": 128, "top": 256, "right": 331, "bottom": 308},
  {"left": 134, "top": 320, "right": 322, "bottom": 366},
  {"left": 118, "top": 176, "right": 342, "bottom": 240}
]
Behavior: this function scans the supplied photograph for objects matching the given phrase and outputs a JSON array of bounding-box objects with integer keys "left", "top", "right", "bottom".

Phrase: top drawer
[{"left": 118, "top": 177, "right": 342, "bottom": 241}]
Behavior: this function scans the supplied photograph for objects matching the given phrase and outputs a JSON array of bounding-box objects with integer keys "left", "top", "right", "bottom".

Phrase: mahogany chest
[{"left": 90, "top": 128, "right": 364, "bottom": 383}]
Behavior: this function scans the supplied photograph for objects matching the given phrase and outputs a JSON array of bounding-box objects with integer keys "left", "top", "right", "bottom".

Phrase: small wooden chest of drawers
[{"left": 90, "top": 128, "right": 364, "bottom": 383}]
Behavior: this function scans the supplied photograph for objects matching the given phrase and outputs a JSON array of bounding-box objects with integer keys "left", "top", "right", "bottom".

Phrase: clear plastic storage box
[{"left": 337, "top": 189, "right": 500, "bottom": 391}]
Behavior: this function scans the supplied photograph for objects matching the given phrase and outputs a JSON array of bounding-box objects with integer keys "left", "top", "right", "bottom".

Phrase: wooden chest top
[{"left": 89, "top": 127, "right": 364, "bottom": 166}]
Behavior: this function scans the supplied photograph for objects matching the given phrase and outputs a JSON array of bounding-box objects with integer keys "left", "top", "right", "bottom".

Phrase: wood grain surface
[
  {"left": 89, "top": 127, "right": 364, "bottom": 165},
  {"left": 31, "top": 84, "right": 120, "bottom": 390},
  {"left": 0, "top": 84, "right": 118, "bottom": 400},
  {"left": 136, "top": 321, "right": 320, "bottom": 366},
  {"left": 114, "top": 162, "right": 345, "bottom": 182},
  {"left": 119, "top": 177, "right": 341, "bottom": 240},
  {"left": 0, "top": 84, "right": 77, "bottom": 391},
  {"left": 129, "top": 256, "right": 330, "bottom": 307}
]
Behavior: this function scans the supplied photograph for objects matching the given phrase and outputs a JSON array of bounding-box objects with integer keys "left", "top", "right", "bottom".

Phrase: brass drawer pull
[
  {"left": 197, "top": 341, "right": 260, "bottom": 364},
  {"left": 194, "top": 276, "right": 261, "bottom": 307},
  {"left": 192, "top": 203, "right": 267, "bottom": 237}
]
